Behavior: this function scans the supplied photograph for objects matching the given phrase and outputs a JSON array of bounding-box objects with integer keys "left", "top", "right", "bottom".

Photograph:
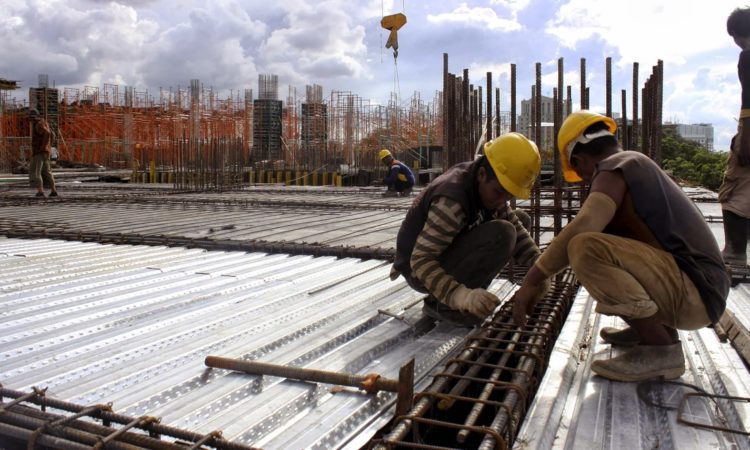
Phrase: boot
[
  {"left": 600, "top": 325, "right": 678, "bottom": 346},
  {"left": 591, "top": 342, "right": 685, "bottom": 382},
  {"left": 600, "top": 326, "right": 640, "bottom": 345},
  {"left": 722, "top": 210, "right": 748, "bottom": 265}
]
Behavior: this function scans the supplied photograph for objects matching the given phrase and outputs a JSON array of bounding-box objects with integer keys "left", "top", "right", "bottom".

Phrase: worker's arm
[
  {"left": 410, "top": 196, "right": 500, "bottom": 318},
  {"left": 410, "top": 196, "right": 466, "bottom": 301},
  {"left": 739, "top": 49, "right": 750, "bottom": 167},
  {"left": 739, "top": 115, "right": 750, "bottom": 167},
  {"left": 511, "top": 170, "right": 626, "bottom": 325},
  {"left": 502, "top": 207, "right": 541, "bottom": 267},
  {"left": 384, "top": 164, "right": 400, "bottom": 186}
]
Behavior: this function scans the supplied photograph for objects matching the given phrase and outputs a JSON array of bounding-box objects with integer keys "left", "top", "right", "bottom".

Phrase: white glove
[{"left": 445, "top": 285, "right": 501, "bottom": 318}]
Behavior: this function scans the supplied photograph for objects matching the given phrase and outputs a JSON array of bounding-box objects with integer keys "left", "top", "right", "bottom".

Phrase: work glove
[{"left": 445, "top": 285, "right": 501, "bottom": 319}]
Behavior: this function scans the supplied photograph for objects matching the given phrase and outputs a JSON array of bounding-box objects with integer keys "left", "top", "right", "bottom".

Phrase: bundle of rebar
[
  {"left": 372, "top": 267, "right": 578, "bottom": 449},
  {"left": 0, "top": 386, "right": 257, "bottom": 450}
]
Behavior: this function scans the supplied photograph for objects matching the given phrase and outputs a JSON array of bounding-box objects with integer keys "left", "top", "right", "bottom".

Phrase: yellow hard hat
[
  {"left": 379, "top": 149, "right": 392, "bottom": 160},
  {"left": 558, "top": 110, "right": 617, "bottom": 183},
  {"left": 483, "top": 132, "right": 541, "bottom": 199}
]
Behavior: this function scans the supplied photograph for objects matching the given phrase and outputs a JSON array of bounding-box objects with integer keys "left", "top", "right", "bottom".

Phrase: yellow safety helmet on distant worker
[
  {"left": 483, "top": 132, "right": 541, "bottom": 199},
  {"left": 558, "top": 110, "right": 617, "bottom": 183},
  {"left": 379, "top": 149, "right": 393, "bottom": 160}
]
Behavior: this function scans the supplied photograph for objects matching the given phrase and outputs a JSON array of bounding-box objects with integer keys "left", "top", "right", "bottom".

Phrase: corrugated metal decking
[
  {"left": 517, "top": 287, "right": 750, "bottom": 449},
  {"left": 0, "top": 237, "right": 498, "bottom": 449}
]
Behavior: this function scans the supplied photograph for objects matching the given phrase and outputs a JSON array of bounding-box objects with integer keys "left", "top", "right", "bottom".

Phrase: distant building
[
  {"left": 675, "top": 123, "right": 714, "bottom": 151},
  {"left": 518, "top": 95, "right": 569, "bottom": 153}
]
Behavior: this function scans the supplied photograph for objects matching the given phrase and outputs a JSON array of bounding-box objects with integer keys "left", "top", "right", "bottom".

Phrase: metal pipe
[{"left": 205, "top": 356, "right": 400, "bottom": 393}]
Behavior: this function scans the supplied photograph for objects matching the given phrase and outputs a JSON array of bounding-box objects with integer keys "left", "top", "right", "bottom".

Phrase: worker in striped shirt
[{"left": 390, "top": 132, "right": 547, "bottom": 326}]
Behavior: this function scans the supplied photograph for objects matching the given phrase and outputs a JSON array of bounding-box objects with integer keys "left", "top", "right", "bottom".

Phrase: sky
[{"left": 0, "top": 0, "right": 745, "bottom": 150}]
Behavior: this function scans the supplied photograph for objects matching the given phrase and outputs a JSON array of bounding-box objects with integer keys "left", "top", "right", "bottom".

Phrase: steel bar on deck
[
  {"left": 0, "top": 388, "right": 258, "bottom": 450},
  {"left": 0, "top": 408, "right": 147, "bottom": 450},
  {"left": 205, "top": 356, "right": 401, "bottom": 393}
]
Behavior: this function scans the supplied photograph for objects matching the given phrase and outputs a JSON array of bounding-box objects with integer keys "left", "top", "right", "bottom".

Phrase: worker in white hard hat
[
  {"left": 510, "top": 110, "right": 729, "bottom": 382},
  {"left": 379, "top": 149, "right": 415, "bottom": 196},
  {"left": 390, "top": 132, "right": 548, "bottom": 326}
]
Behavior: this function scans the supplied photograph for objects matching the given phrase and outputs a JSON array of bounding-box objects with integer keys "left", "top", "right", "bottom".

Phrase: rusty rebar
[
  {"left": 0, "top": 387, "right": 257, "bottom": 450},
  {"left": 205, "top": 357, "right": 401, "bottom": 393}
]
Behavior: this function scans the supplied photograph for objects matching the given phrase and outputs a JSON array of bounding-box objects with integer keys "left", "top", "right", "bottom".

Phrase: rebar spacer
[{"left": 360, "top": 373, "right": 381, "bottom": 394}]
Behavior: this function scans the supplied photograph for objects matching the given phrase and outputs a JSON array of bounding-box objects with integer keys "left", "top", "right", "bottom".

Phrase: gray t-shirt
[{"left": 595, "top": 151, "right": 729, "bottom": 323}]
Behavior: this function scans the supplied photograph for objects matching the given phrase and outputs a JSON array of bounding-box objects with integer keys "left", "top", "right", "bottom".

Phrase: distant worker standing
[
  {"left": 511, "top": 111, "right": 730, "bottom": 382},
  {"left": 379, "top": 149, "right": 415, "bottom": 196},
  {"left": 390, "top": 133, "right": 547, "bottom": 326},
  {"left": 29, "top": 109, "right": 58, "bottom": 198},
  {"left": 720, "top": 7, "right": 750, "bottom": 266}
]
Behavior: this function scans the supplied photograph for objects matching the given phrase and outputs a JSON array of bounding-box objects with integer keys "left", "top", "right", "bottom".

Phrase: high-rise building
[
  {"left": 518, "top": 95, "right": 569, "bottom": 153},
  {"left": 675, "top": 123, "right": 714, "bottom": 151}
]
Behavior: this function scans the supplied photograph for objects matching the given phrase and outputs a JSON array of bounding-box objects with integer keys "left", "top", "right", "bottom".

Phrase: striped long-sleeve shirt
[{"left": 409, "top": 196, "right": 540, "bottom": 304}]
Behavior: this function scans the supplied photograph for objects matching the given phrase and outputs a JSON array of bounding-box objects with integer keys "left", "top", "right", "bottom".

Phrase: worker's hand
[
  {"left": 511, "top": 278, "right": 548, "bottom": 327},
  {"left": 446, "top": 285, "right": 501, "bottom": 319}
]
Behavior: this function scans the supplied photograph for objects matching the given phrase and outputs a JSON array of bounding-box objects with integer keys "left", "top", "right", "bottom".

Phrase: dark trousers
[
  {"left": 403, "top": 219, "right": 517, "bottom": 294},
  {"left": 389, "top": 179, "right": 414, "bottom": 193}
]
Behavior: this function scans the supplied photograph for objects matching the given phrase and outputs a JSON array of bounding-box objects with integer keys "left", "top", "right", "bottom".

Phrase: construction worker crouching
[
  {"left": 390, "top": 133, "right": 548, "bottom": 327},
  {"left": 379, "top": 149, "right": 415, "bottom": 196},
  {"left": 510, "top": 110, "right": 730, "bottom": 382}
]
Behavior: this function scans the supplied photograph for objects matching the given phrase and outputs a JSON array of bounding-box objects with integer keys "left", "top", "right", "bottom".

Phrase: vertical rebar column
[
  {"left": 621, "top": 90, "right": 629, "bottom": 149},
  {"left": 443, "top": 53, "right": 449, "bottom": 168},
  {"left": 534, "top": 62, "right": 542, "bottom": 244},
  {"left": 463, "top": 69, "right": 470, "bottom": 162},
  {"left": 605, "top": 57, "right": 612, "bottom": 117},
  {"left": 495, "top": 87, "right": 501, "bottom": 137},
  {"left": 654, "top": 60, "right": 664, "bottom": 164},
  {"left": 642, "top": 76, "right": 652, "bottom": 159},
  {"left": 486, "top": 72, "right": 493, "bottom": 142},
  {"left": 632, "top": 62, "right": 640, "bottom": 152},
  {"left": 554, "top": 58, "right": 563, "bottom": 236},
  {"left": 580, "top": 58, "right": 587, "bottom": 109},
  {"left": 510, "top": 64, "right": 517, "bottom": 132}
]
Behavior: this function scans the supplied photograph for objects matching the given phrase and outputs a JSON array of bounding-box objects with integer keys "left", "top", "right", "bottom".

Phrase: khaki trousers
[
  {"left": 568, "top": 232, "right": 710, "bottom": 330},
  {"left": 29, "top": 154, "right": 55, "bottom": 191}
]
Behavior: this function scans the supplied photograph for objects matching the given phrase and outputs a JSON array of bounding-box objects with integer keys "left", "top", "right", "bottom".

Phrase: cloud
[
  {"left": 140, "top": 2, "right": 266, "bottom": 91},
  {"left": 0, "top": 0, "right": 158, "bottom": 87},
  {"left": 257, "top": 1, "right": 370, "bottom": 85},
  {"left": 546, "top": 0, "right": 735, "bottom": 65},
  {"left": 427, "top": 3, "right": 522, "bottom": 32}
]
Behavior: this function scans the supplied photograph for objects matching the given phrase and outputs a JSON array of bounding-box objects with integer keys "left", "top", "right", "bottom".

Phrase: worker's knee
[
  {"left": 452, "top": 220, "right": 515, "bottom": 257},
  {"left": 568, "top": 232, "right": 610, "bottom": 272},
  {"left": 513, "top": 209, "right": 531, "bottom": 230}
]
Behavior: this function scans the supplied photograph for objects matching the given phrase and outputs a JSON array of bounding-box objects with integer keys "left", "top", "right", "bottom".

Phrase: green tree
[{"left": 660, "top": 128, "right": 727, "bottom": 191}]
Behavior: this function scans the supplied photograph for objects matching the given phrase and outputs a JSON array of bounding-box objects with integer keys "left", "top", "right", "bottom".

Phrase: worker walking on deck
[
  {"left": 720, "top": 7, "right": 750, "bottom": 266},
  {"left": 390, "top": 132, "right": 547, "bottom": 326},
  {"left": 510, "top": 111, "right": 730, "bottom": 382},
  {"left": 379, "top": 149, "right": 415, "bottom": 196},
  {"left": 29, "top": 109, "right": 58, "bottom": 198}
]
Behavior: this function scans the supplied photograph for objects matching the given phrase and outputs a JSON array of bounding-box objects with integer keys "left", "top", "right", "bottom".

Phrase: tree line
[{"left": 660, "top": 128, "right": 727, "bottom": 191}]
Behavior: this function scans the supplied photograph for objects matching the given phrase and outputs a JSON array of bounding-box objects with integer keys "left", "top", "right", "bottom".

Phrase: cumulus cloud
[
  {"left": 140, "top": 2, "right": 266, "bottom": 91},
  {"left": 0, "top": 0, "right": 158, "bottom": 87},
  {"left": 427, "top": 3, "right": 522, "bottom": 32},
  {"left": 546, "top": 0, "right": 733, "bottom": 65},
  {"left": 257, "top": 0, "right": 370, "bottom": 85}
]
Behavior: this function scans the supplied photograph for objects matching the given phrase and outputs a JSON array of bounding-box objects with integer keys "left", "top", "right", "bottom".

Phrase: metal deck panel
[
  {"left": 0, "top": 237, "right": 492, "bottom": 449},
  {"left": 517, "top": 288, "right": 750, "bottom": 450}
]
